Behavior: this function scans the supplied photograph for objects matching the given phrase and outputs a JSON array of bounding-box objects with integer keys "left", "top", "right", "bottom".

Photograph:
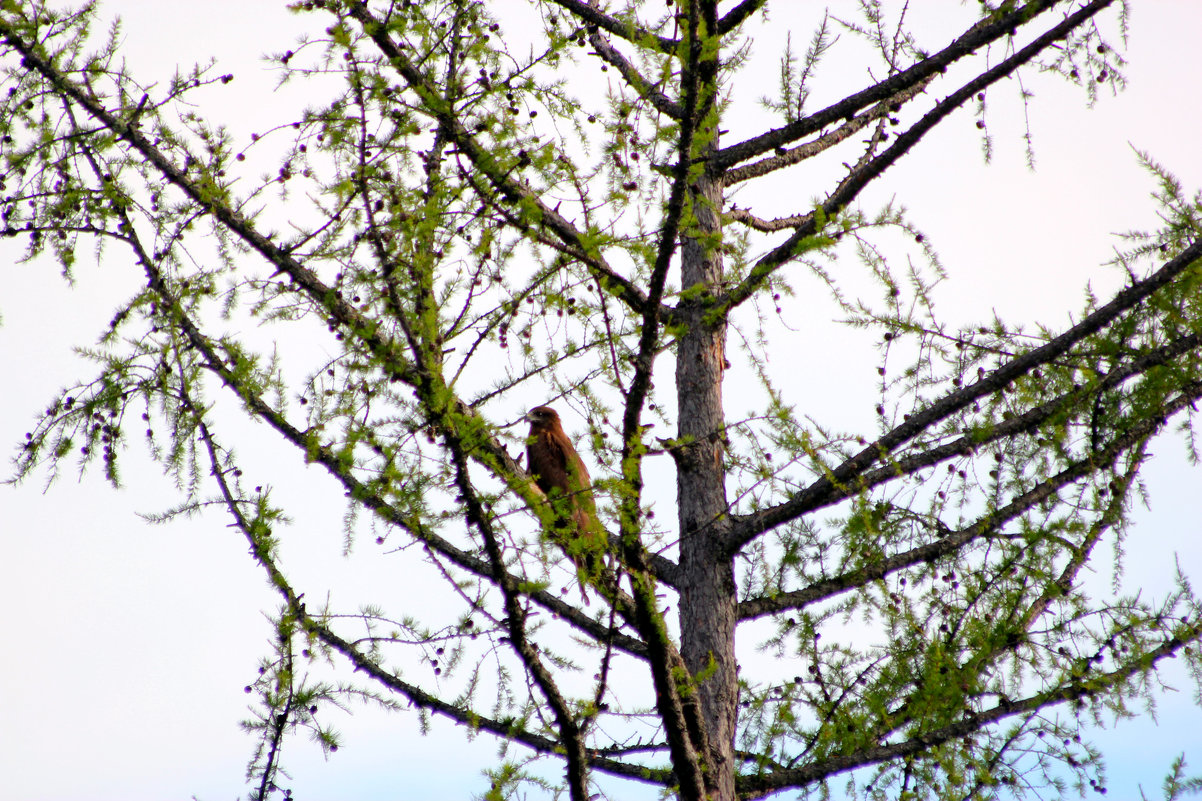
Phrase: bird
[{"left": 525, "top": 406, "right": 607, "bottom": 602}]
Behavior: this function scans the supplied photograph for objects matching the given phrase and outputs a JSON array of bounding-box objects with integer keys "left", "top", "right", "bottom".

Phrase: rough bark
[{"left": 676, "top": 162, "right": 736, "bottom": 800}]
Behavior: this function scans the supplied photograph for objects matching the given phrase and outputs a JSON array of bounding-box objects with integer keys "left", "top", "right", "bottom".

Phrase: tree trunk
[{"left": 676, "top": 166, "right": 736, "bottom": 801}]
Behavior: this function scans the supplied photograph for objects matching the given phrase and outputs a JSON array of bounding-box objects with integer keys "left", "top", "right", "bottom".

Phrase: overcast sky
[{"left": 3, "top": 2, "right": 1202, "bottom": 800}]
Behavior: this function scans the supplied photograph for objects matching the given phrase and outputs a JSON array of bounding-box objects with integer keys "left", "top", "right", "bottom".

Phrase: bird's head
[{"left": 526, "top": 406, "right": 563, "bottom": 430}]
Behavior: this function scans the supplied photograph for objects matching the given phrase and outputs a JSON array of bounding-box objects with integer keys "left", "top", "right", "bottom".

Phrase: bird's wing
[{"left": 529, "top": 430, "right": 573, "bottom": 495}]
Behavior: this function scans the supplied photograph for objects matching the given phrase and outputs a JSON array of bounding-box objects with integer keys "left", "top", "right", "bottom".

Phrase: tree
[{"left": 3, "top": 0, "right": 1202, "bottom": 798}]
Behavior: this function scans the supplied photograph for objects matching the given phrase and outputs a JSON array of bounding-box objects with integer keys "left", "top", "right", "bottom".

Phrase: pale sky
[{"left": 3, "top": 3, "right": 1202, "bottom": 800}]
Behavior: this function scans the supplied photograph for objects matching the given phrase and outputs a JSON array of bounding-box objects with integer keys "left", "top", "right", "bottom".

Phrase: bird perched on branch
[{"left": 525, "top": 405, "right": 607, "bottom": 602}]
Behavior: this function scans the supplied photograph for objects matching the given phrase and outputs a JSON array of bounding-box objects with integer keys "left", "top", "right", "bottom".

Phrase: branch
[
  {"left": 1, "top": 18, "right": 683, "bottom": 627},
  {"left": 342, "top": 1, "right": 660, "bottom": 323},
  {"left": 183, "top": 355, "right": 674, "bottom": 790},
  {"left": 0, "top": 17, "right": 419, "bottom": 387},
  {"left": 722, "top": 77, "right": 931, "bottom": 189},
  {"left": 719, "top": 0, "right": 1117, "bottom": 317},
  {"left": 444, "top": 439, "right": 592, "bottom": 801},
  {"left": 732, "top": 325, "right": 1202, "bottom": 556},
  {"left": 187, "top": 399, "right": 557, "bottom": 766},
  {"left": 123, "top": 198, "right": 652, "bottom": 661},
  {"left": 586, "top": 23, "right": 682, "bottom": 119},
  {"left": 735, "top": 617, "right": 1202, "bottom": 793},
  {"left": 712, "top": 0, "right": 1083, "bottom": 171},
  {"left": 717, "top": 0, "right": 769, "bottom": 36},
  {"left": 546, "top": 0, "right": 678, "bottom": 51},
  {"left": 602, "top": 6, "right": 723, "bottom": 796},
  {"left": 724, "top": 233, "right": 1202, "bottom": 555},
  {"left": 736, "top": 378, "right": 1202, "bottom": 620}
]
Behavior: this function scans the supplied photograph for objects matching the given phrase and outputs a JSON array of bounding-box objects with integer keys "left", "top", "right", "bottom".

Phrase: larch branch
[{"left": 712, "top": 0, "right": 1081, "bottom": 171}]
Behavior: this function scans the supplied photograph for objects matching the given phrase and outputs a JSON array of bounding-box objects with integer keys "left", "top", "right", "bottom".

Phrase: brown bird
[{"left": 525, "top": 406, "right": 607, "bottom": 601}]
